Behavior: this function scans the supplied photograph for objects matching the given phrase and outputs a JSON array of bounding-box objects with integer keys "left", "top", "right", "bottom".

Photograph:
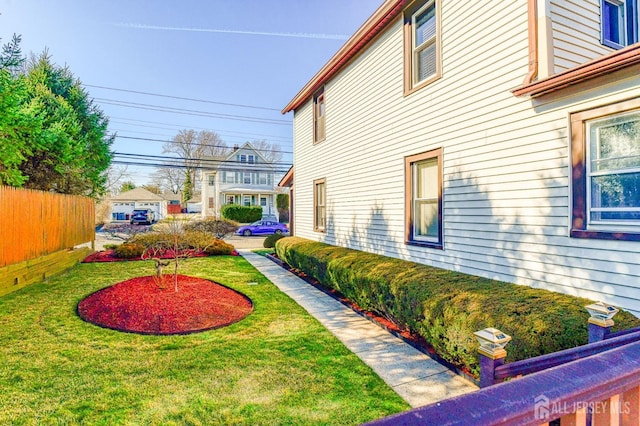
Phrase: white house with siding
[
  {"left": 282, "top": 0, "right": 640, "bottom": 316},
  {"left": 200, "top": 142, "right": 279, "bottom": 219}
]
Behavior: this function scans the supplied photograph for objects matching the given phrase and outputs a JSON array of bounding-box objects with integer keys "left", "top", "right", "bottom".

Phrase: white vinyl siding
[
  {"left": 291, "top": 1, "right": 640, "bottom": 316},
  {"left": 550, "top": 0, "right": 617, "bottom": 73}
]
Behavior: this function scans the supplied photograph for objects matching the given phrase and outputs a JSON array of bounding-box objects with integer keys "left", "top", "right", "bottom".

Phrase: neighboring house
[
  {"left": 200, "top": 142, "right": 280, "bottom": 219},
  {"left": 282, "top": 0, "right": 640, "bottom": 316},
  {"left": 110, "top": 187, "right": 167, "bottom": 222}
]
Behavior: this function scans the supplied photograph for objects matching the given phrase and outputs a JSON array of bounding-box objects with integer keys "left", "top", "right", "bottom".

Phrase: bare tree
[
  {"left": 104, "top": 165, "right": 130, "bottom": 196},
  {"left": 151, "top": 166, "right": 185, "bottom": 195},
  {"left": 249, "top": 139, "right": 283, "bottom": 163},
  {"left": 163, "top": 130, "right": 229, "bottom": 184}
]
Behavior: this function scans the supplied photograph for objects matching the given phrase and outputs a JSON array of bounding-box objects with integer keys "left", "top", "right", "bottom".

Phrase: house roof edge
[{"left": 281, "top": 0, "right": 407, "bottom": 114}]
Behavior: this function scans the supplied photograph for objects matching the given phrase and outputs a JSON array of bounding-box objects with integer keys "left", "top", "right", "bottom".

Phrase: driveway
[{"left": 226, "top": 235, "right": 267, "bottom": 250}]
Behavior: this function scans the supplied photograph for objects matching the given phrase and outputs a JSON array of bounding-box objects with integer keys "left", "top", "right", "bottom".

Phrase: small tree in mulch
[{"left": 141, "top": 216, "right": 190, "bottom": 292}]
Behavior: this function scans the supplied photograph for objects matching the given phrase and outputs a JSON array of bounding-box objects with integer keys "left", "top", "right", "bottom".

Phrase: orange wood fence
[{"left": 0, "top": 186, "right": 95, "bottom": 268}]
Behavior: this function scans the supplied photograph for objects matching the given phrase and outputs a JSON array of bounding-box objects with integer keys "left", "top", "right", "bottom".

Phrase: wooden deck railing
[
  {"left": 365, "top": 341, "right": 640, "bottom": 426},
  {"left": 366, "top": 304, "right": 640, "bottom": 426},
  {"left": 492, "top": 328, "right": 640, "bottom": 383}
]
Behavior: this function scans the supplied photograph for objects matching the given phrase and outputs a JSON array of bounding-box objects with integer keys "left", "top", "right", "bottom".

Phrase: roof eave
[
  {"left": 281, "top": 0, "right": 408, "bottom": 114},
  {"left": 513, "top": 42, "right": 640, "bottom": 98}
]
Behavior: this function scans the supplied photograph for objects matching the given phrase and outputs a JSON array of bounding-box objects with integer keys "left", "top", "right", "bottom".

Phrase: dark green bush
[
  {"left": 263, "top": 233, "right": 286, "bottom": 248},
  {"left": 221, "top": 205, "right": 262, "bottom": 223},
  {"left": 113, "top": 242, "right": 145, "bottom": 259},
  {"left": 275, "top": 237, "right": 640, "bottom": 377},
  {"left": 183, "top": 217, "right": 239, "bottom": 238}
]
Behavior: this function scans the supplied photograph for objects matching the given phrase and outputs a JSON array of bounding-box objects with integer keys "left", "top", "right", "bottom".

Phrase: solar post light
[
  {"left": 474, "top": 327, "right": 512, "bottom": 358},
  {"left": 585, "top": 302, "right": 619, "bottom": 343},
  {"left": 475, "top": 327, "right": 512, "bottom": 388}
]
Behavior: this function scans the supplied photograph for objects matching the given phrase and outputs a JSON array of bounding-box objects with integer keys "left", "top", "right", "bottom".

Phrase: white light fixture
[
  {"left": 585, "top": 301, "right": 619, "bottom": 327},
  {"left": 474, "top": 327, "right": 511, "bottom": 359}
]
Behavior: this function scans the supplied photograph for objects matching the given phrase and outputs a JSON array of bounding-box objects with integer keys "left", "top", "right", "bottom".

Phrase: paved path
[{"left": 239, "top": 250, "right": 478, "bottom": 408}]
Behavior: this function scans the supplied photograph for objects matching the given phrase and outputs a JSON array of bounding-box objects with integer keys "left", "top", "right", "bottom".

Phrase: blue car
[{"left": 236, "top": 220, "right": 288, "bottom": 237}]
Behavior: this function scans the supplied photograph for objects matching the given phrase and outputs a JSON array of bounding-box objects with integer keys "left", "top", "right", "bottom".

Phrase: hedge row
[
  {"left": 221, "top": 205, "right": 262, "bottom": 223},
  {"left": 275, "top": 237, "right": 640, "bottom": 376}
]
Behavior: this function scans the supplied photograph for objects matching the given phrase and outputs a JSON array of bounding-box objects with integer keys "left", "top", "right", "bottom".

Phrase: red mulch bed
[
  {"left": 82, "top": 249, "right": 239, "bottom": 263},
  {"left": 77, "top": 275, "right": 253, "bottom": 335}
]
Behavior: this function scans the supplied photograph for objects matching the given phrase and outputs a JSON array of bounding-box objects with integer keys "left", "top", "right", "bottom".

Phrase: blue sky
[{"left": 0, "top": 0, "right": 381, "bottom": 185}]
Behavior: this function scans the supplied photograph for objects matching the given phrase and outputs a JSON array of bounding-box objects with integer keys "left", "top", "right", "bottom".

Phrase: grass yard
[{"left": 0, "top": 256, "right": 409, "bottom": 425}]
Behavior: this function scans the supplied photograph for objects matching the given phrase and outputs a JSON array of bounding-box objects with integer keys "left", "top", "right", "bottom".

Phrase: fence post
[
  {"left": 585, "top": 302, "right": 619, "bottom": 343},
  {"left": 474, "top": 327, "right": 511, "bottom": 388}
]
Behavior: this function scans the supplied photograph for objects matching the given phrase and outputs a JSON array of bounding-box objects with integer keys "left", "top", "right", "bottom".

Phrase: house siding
[
  {"left": 290, "top": 1, "right": 640, "bottom": 316},
  {"left": 550, "top": 0, "right": 614, "bottom": 73}
]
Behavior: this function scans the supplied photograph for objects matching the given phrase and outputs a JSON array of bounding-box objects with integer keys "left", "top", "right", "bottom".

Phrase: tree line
[{"left": 0, "top": 35, "right": 113, "bottom": 198}]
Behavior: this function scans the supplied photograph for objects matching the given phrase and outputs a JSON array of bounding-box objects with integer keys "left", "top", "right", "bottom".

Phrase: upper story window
[
  {"left": 208, "top": 175, "right": 215, "bottom": 186},
  {"left": 570, "top": 98, "right": 640, "bottom": 241},
  {"left": 404, "top": 0, "right": 441, "bottom": 94},
  {"left": 405, "top": 148, "right": 443, "bottom": 248},
  {"left": 601, "top": 0, "right": 639, "bottom": 49},
  {"left": 313, "top": 87, "right": 326, "bottom": 143},
  {"left": 248, "top": 155, "right": 255, "bottom": 164}
]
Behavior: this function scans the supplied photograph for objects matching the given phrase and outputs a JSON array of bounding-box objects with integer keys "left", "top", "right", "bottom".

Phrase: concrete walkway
[{"left": 239, "top": 250, "right": 478, "bottom": 408}]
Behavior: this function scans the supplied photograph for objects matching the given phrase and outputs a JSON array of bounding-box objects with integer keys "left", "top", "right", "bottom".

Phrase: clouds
[{"left": 113, "top": 23, "right": 349, "bottom": 40}]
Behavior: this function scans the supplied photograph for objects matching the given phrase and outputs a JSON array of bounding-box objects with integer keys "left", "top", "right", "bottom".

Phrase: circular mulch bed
[{"left": 77, "top": 275, "right": 253, "bottom": 335}]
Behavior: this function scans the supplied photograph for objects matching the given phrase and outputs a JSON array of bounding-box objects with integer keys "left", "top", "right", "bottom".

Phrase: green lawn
[{"left": 0, "top": 256, "right": 409, "bottom": 425}]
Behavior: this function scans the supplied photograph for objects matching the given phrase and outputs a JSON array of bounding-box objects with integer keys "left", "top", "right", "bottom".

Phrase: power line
[
  {"left": 113, "top": 151, "right": 294, "bottom": 167},
  {"left": 95, "top": 98, "right": 290, "bottom": 125},
  {"left": 112, "top": 135, "right": 294, "bottom": 155},
  {"left": 85, "top": 83, "right": 281, "bottom": 112},
  {"left": 111, "top": 159, "right": 292, "bottom": 174},
  {"left": 109, "top": 119, "right": 292, "bottom": 142}
]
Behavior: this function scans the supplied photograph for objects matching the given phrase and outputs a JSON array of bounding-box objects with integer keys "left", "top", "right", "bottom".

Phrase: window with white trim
[
  {"left": 313, "top": 87, "right": 326, "bottom": 143},
  {"left": 601, "top": 0, "right": 639, "bottom": 49},
  {"left": 570, "top": 98, "right": 640, "bottom": 240},
  {"left": 405, "top": 148, "right": 443, "bottom": 247},
  {"left": 314, "top": 178, "right": 326, "bottom": 232},
  {"left": 587, "top": 111, "right": 640, "bottom": 229},
  {"left": 404, "top": 0, "right": 441, "bottom": 94}
]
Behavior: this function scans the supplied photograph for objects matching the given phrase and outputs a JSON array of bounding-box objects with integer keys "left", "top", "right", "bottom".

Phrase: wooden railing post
[
  {"left": 475, "top": 327, "right": 511, "bottom": 388},
  {"left": 586, "top": 302, "right": 619, "bottom": 343}
]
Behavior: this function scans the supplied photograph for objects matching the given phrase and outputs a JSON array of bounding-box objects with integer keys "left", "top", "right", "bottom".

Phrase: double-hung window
[
  {"left": 571, "top": 98, "right": 640, "bottom": 240},
  {"left": 314, "top": 87, "right": 326, "bottom": 143},
  {"left": 405, "top": 148, "right": 443, "bottom": 247},
  {"left": 601, "top": 0, "right": 639, "bottom": 49},
  {"left": 314, "top": 178, "right": 326, "bottom": 232},
  {"left": 404, "top": 0, "right": 441, "bottom": 94}
]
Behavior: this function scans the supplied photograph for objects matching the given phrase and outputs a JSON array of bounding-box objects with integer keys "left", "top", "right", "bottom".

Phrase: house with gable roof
[
  {"left": 109, "top": 187, "right": 167, "bottom": 222},
  {"left": 200, "top": 142, "right": 280, "bottom": 219},
  {"left": 282, "top": 0, "right": 640, "bottom": 316}
]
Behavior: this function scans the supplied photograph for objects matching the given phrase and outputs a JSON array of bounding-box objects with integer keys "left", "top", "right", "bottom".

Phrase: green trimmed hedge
[
  {"left": 275, "top": 237, "right": 640, "bottom": 377},
  {"left": 221, "top": 205, "right": 262, "bottom": 223},
  {"left": 263, "top": 233, "right": 285, "bottom": 248}
]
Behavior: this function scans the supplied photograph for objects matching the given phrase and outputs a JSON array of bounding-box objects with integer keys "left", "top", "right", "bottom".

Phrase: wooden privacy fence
[{"left": 0, "top": 186, "right": 94, "bottom": 268}]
